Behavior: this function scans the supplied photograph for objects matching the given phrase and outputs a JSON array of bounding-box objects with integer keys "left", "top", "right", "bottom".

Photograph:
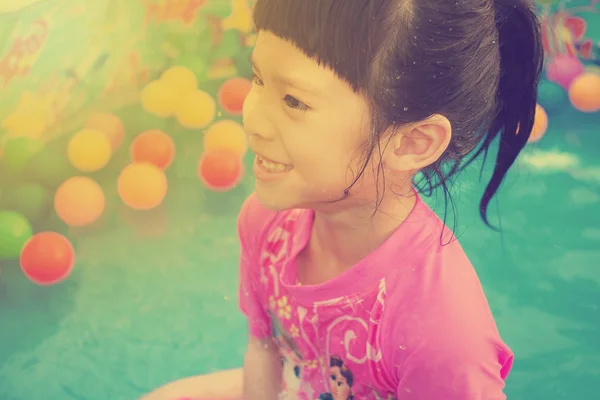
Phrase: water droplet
[{"left": 403, "top": 107, "right": 409, "bottom": 111}]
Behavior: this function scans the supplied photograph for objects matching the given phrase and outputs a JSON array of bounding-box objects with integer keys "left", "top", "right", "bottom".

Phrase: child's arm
[
  {"left": 243, "top": 335, "right": 282, "bottom": 400},
  {"left": 139, "top": 368, "right": 243, "bottom": 399}
]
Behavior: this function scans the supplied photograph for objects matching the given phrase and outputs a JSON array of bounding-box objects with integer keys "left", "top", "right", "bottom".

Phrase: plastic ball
[
  {"left": 23, "top": 147, "right": 75, "bottom": 189},
  {"left": 218, "top": 77, "right": 252, "bottom": 115},
  {"left": 204, "top": 120, "right": 247, "bottom": 157},
  {"left": 198, "top": 149, "right": 243, "bottom": 191},
  {"left": 118, "top": 163, "right": 168, "bottom": 210},
  {"left": 537, "top": 80, "right": 568, "bottom": 115},
  {"left": 160, "top": 66, "right": 198, "bottom": 95},
  {"left": 175, "top": 90, "right": 216, "bottom": 129},
  {"left": 568, "top": 73, "right": 600, "bottom": 113},
  {"left": 529, "top": 104, "right": 548, "bottom": 143},
  {"left": 67, "top": 129, "right": 112, "bottom": 172},
  {"left": 130, "top": 130, "right": 176, "bottom": 170},
  {"left": 141, "top": 80, "right": 177, "bottom": 118},
  {"left": 546, "top": 55, "right": 584, "bottom": 90},
  {"left": 0, "top": 210, "right": 32, "bottom": 260},
  {"left": 20, "top": 231, "right": 75, "bottom": 285},
  {"left": 2, "top": 183, "right": 50, "bottom": 223},
  {"left": 85, "top": 112, "right": 125, "bottom": 151},
  {"left": 2, "top": 137, "right": 42, "bottom": 172},
  {"left": 54, "top": 176, "right": 105, "bottom": 227}
]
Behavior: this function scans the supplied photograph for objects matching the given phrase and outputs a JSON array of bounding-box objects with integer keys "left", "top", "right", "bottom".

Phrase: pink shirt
[{"left": 238, "top": 193, "right": 513, "bottom": 400}]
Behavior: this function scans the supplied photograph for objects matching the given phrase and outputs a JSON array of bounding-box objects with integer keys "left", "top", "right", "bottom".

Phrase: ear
[{"left": 382, "top": 114, "right": 452, "bottom": 173}]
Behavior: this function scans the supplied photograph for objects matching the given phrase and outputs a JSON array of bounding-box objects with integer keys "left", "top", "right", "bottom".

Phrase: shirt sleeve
[
  {"left": 237, "top": 193, "right": 272, "bottom": 340},
  {"left": 394, "top": 336, "right": 513, "bottom": 400}
]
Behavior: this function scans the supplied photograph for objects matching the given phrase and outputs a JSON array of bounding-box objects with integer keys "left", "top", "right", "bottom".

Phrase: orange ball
[
  {"left": 218, "top": 77, "right": 251, "bottom": 116},
  {"left": 529, "top": 104, "right": 548, "bottom": 143},
  {"left": 569, "top": 73, "right": 600, "bottom": 113},
  {"left": 85, "top": 112, "right": 125, "bottom": 150},
  {"left": 198, "top": 149, "right": 243, "bottom": 191},
  {"left": 54, "top": 177, "right": 105, "bottom": 227},
  {"left": 20, "top": 231, "right": 75, "bottom": 285},
  {"left": 130, "top": 130, "right": 176, "bottom": 170},
  {"left": 118, "top": 162, "right": 167, "bottom": 210}
]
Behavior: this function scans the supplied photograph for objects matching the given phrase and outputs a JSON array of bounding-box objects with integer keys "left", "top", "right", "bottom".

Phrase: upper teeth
[{"left": 259, "top": 156, "right": 289, "bottom": 172}]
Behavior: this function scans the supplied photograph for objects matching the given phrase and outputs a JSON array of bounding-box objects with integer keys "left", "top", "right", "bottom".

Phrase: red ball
[
  {"left": 198, "top": 149, "right": 243, "bottom": 191},
  {"left": 218, "top": 77, "right": 251, "bottom": 116},
  {"left": 130, "top": 129, "right": 176, "bottom": 170},
  {"left": 20, "top": 231, "right": 75, "bottom": 285}
]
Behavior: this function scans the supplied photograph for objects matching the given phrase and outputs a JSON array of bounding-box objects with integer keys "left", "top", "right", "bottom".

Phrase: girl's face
[
  {"left": 330, "top": 366, "right": 352, "bottom": 400},
  {"left": 243, "top": 31, "right": 374, "bottom": 212}
]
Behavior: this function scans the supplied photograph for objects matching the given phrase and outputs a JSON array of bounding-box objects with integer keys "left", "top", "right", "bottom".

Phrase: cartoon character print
[
  {"left": 269, "top": 310, "right": 304, "bottom": 399},
  {"left": 318, "top": 356, "right": 355, "bottom": 400}
]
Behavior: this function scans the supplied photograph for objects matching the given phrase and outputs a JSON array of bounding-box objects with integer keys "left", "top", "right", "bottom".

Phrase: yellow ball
[
  {"left": 141, "top": 80, "right": 177, "bottom": 117},
  {"left": 67, "top": 129, "right": 111, "bottom": 172},
  {"left": 204, "top": 120, "right": 247, "bottom": 156},
  {"left": 160, "top": 66, "right": 197, "bottom": 95},
  {"left": 175, "top": 90, "right": 216, "bottom": 129}
]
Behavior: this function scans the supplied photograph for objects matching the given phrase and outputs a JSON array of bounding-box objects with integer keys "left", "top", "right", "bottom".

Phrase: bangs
[{"left": 252, "top": 0, "right": 387, "bottom": 91}]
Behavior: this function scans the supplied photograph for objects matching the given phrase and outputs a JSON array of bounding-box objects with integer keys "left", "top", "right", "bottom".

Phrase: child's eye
[
  {"left": 251, "top": 72, "right": 263, "bottom": 86},
  {"left": 283, "top": 95, "right": 308, "bottom": 111}
]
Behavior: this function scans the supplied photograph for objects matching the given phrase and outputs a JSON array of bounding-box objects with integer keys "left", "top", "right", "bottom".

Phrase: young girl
[{"left": 144, "top": 0, "right": 543, "bottom": 399}]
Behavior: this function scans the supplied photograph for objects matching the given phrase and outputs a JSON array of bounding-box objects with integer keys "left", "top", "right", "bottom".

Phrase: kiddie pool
[{"left": 0, "top": 101, "right": 598, "bottom": 400}]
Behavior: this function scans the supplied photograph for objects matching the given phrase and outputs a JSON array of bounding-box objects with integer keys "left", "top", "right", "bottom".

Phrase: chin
[{"left": 254, "top": 183, "right": 303, "bottom": 211}]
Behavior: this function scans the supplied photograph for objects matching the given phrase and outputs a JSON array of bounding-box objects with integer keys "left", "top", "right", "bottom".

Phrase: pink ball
[{"left": 546, "top": 55, "right": 584, "bottom": 90}]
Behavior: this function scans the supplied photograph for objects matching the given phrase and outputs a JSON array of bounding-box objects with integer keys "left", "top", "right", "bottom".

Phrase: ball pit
[
  {"left": 2, "top": 182, "right": 50, "bottom": 223},
  {"left": 529, "top": 104, "right": 548, "bottom": 143},
  {"left": 198, "top": 149, "right": 243, "bottom": 191},
  {"left": 67, "top": 129, "right": 112, "bottom": 172},
  {"left": 546, "top": 55, "right": 584, "bottom": 90},
  {"left": 204, "top": 120, "right": 247, "bottom": 157},
  {"left": 175, "top": 90, "right": 216, "bottom": 129},
  {"left": 118, "top": 162, "right": 168, "bottom": 210},
  {"left": 218, "top": 77, "right": 252, "bottom": 116},
  {"left": 569, "top": 73, "right": 600, "bottom": 113},
  {"left": 20, "top": 231, "right": 75, "bottom": 286},
  {"left": 0, "top": 210, "right": 32, "bottom": 260},
  {"left": 130, "top": 130, "right": 176, "bottom": 170},
  {"left": 85, "top": 112, "right": 125, "bottom": 151},
  {"left": 141, "top": 80, "right": 178, "bottom": 118},
  {"left": 160, "top": 66, "right": 198, "bottom": 96},
  {"left": 2, "top": 137, "right": 42, "bottom": 172},
  {"left": 54, "top": 176, "right": 105, "bottom": 227}
]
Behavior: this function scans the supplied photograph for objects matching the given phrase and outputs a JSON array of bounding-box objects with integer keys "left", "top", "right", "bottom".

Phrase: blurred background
[{"left": 0, "top": 0, "right": 598, "bottom": 399}]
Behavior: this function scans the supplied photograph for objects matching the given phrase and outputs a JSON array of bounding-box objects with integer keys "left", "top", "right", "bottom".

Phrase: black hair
[{"left": 253, "top": 0, "right": 543, "bottom": 229}]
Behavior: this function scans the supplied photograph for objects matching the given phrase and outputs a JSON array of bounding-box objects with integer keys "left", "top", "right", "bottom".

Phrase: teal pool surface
[{"left": 0, "top": 105, "right": 599, "bottom": 399}]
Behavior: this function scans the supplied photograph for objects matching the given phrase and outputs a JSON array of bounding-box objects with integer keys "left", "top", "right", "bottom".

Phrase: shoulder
[{"left": 379, "top": 237, "right": 513, "bottom": 397}]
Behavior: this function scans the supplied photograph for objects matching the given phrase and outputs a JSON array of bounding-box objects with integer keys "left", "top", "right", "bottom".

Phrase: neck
[{"left": 305, "top": 190, "right": 417, "bottom": 272}]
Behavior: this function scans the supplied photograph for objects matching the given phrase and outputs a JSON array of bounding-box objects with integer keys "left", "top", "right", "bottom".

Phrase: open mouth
[{"left": 256, "top": 155, "right": 293, "bottom": 173}]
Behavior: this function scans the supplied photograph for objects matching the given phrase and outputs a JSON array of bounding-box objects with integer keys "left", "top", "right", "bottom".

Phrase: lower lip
[{"left": 253, "top": 156, "right": 292, "bottom": 182}]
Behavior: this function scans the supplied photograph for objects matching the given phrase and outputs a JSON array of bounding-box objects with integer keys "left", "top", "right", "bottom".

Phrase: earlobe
[{"left": 382, "top": 115, "right": 452, "bottom": 173}]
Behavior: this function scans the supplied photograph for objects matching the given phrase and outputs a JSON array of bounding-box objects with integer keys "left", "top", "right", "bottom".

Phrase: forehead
[{"left": 251, "top": 31, "right": 350, "bottom": 96}]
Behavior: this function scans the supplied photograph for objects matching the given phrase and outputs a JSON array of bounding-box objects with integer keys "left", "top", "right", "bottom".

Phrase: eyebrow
[{"left": 249, "top": 52, "right": 323, "bottom": 97}]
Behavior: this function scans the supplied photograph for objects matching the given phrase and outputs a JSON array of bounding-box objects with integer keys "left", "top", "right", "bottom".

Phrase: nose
[{"left": 242, "top": 89, "right": 276, "bottom": 141}]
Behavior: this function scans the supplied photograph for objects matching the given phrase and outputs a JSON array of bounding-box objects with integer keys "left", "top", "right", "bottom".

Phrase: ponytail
[{"left": 478, "top": 0, "right": 544, "bottom": 228}]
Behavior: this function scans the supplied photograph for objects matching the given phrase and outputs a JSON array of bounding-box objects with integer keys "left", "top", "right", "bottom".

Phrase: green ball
[
  {"left": 176, "top": 54, "right": 209, "bottom": 84},
  {"left": 0, "top": 210, "right": 33, "bottom": 260},
  {"left": 23, "top": 147, "right": 75, "bottom": 188},
  {"left": 3, "top": 137, "right": 42, "bottom": 173},
  {"left": 2, "top": 183, "right": 50, "bottom": 223}
]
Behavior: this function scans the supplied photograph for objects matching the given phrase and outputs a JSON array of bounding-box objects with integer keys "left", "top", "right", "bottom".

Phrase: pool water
[{"left": 0, "top": 105, "right": 598, "bottom": 400}]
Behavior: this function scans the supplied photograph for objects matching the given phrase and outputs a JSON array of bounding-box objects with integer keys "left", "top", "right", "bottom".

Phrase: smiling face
[{"left": 243, "top": 31, "right": 374, "bottom": 211}]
